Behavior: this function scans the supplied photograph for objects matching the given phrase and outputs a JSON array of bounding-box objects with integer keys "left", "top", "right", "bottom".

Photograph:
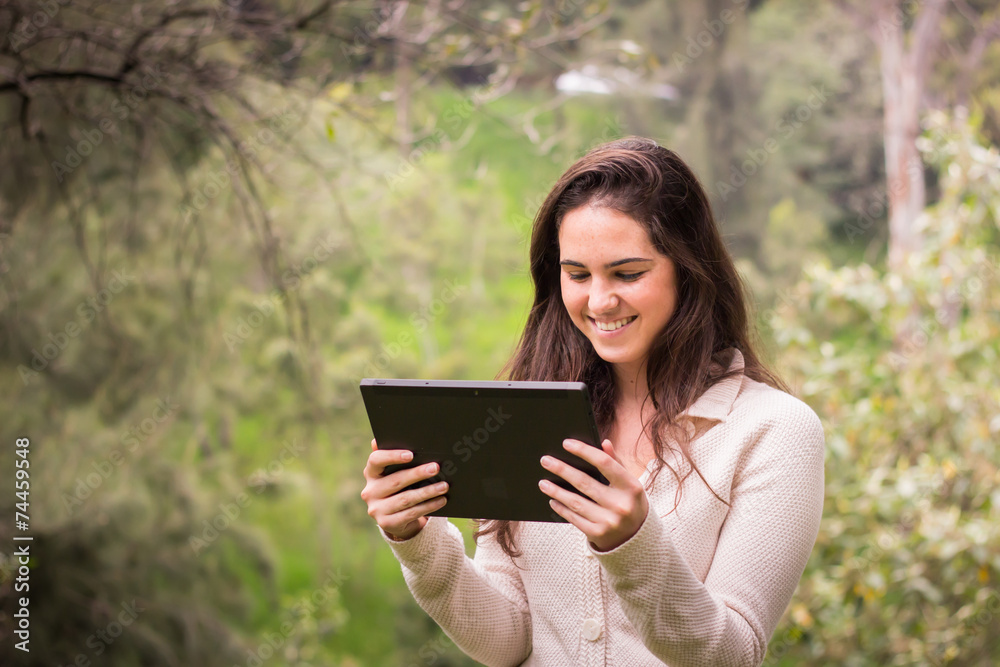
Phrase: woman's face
[{"left": 558, "top": 204, "right": 678, "bottom": 369}]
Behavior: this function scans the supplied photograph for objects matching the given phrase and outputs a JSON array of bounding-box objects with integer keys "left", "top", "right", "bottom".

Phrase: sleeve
[
  {"left": 381, "top": 516, "right": 533, "bottom": 666},
  {"left": 591, "top": 399, "right": 826, "bottom": 667}
]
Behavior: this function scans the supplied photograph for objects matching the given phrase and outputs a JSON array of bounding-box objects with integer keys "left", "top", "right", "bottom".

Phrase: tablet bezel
[{"left": 359, "top": 378, "right": 609, "bottom": 523}]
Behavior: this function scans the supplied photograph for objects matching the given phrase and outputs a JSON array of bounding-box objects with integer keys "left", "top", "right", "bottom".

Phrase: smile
[{"left": 590, "top": 315, "right": 637, "bottom": 333}]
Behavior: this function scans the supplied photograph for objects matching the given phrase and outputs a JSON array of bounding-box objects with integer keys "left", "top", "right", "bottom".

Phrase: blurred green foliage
[
  {"left": 0, "top": 1, "right": 999, "bottom": 666},
  {"left": 764, "top": 111, "right": 1000, "bottom": 665}
]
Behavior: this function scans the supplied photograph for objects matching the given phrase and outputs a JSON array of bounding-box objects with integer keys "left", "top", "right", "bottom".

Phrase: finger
[
  {"left": 540, "top": 452, "right": 610, "bottom": 502},
  {"left": 547, "top": 496, "right": 600, "bottom": 534},
  {"left": 538, "top": 477, "right": 607, "bottom": 524},
  {"left": 601, "top": 438, "right": 620, "bottom": 464},
  {"left": 562, "top": 438, "right": 633, "bottom": 486},
  {"left": 386, "top": 495, "right": 448, "bottom": 528},
  {"left": 364, "top": 448, "right": 413, "bottom": 478},
  {"left": 546, "top": 496, "right": 575, "bottom": 525},
  {"left": 374, "top": 461, "right": 443, "bottom": 499},
  {"left": 387, "top": 480, "right": 449, "bottom": 515}
]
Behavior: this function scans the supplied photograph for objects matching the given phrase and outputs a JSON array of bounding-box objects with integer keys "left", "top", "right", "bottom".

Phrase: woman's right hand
[{"left": 361, "top": 438, "right": 449, "bottom": 541}]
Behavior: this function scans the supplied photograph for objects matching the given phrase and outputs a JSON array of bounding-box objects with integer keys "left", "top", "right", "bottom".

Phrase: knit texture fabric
[{"left": 381, "top": 348, "right": 826, "bottom": 666}]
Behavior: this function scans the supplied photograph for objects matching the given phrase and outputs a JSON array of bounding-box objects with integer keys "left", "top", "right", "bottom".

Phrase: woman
[{"left": 361, "top": 136, "right": 825, "bottom": 666}]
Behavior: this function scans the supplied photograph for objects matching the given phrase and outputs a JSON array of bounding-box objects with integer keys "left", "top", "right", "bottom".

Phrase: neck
[{"left": 613, "top": 359, "right": 650, "bottom": 409}]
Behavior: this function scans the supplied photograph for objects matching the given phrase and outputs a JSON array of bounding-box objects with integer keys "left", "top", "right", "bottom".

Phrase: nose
[{"left": 588, "top": 277, "right": 619, "bottom": 315}]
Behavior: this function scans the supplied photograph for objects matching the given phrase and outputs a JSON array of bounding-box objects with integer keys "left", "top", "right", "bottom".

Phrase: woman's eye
[{"left": 566, "top": 271, "right": 644, "bottom": 282}]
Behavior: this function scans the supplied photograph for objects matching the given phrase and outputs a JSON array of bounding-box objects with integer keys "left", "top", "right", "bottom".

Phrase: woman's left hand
[{"left": 539, "top": 438, "right": 649, "bottom": 552}]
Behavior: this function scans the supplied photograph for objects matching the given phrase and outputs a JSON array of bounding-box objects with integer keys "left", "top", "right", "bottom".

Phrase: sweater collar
[{"left": 679, "top": 347, "right": 745, "bottom": 423}]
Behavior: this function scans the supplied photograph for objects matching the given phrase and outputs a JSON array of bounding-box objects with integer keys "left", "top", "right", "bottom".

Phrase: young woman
[{"left": 361, "top": 137, "right": 825, "bottom": 666}]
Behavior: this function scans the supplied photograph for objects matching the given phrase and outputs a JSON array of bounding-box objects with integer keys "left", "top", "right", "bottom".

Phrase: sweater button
[{"left": 582, "top": 618, "right": 602, "bottom": 641}]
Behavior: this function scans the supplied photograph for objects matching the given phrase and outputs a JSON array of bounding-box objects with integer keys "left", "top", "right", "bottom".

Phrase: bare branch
[
  {"left": 119, "top": 9, "right": 217, "bottom": 77},
  {"left": 0, "top": 68, "right": 124, "bottom": 94}
]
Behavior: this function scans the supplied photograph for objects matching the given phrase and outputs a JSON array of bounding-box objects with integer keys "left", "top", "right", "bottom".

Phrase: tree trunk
[{"left": 875, "top": 0, "right": 946, "bottom": 272}]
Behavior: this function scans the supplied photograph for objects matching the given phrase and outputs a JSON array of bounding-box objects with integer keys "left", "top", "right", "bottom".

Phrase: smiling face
[{"left": 558, "top": 204, "right": 678, "bottom": 372}]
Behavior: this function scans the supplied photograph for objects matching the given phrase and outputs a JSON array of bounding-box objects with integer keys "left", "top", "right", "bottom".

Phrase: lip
[{"left": 588, "top": 315, "right": 637, "bottom": 337}]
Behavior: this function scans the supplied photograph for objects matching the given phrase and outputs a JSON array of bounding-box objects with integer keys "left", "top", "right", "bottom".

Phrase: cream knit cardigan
[{"left": 381, "top": 348, "right": 826, "bottom": 666}]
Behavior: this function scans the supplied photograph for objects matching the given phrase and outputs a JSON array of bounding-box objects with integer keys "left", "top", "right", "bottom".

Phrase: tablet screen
[{"left": 360, "top": 379, "right": 608, "bottom": 522}]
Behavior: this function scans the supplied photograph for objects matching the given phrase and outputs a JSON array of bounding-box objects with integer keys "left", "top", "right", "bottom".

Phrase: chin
[{"left": 589, "top": 345, "right": 636, "bottom": 365}]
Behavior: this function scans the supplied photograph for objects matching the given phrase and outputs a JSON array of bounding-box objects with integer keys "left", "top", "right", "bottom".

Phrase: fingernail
[
  {"left": 402, "top": 451, "right": 413, "bottom": 461},
  {"left": 425, "top": 463, "right": 437, "bottom": 473}
]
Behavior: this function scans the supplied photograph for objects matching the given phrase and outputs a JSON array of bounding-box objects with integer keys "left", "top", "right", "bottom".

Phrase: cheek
[
  {"left": 626, "top": 290, "right": 676, "bottom": 328},
  {"left": 560, "top": 280, "right": 585, "bottom": 316},
  {"left": 635, "top": 272, "right": 675, "bottom": 310}
]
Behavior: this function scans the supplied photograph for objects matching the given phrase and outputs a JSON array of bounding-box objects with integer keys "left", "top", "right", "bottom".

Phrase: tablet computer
[{"left": 359, "top": 378, "right": 609, "bottom": 522}]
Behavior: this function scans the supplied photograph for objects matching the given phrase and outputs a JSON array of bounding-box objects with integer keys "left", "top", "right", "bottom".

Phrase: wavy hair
[{"left": 474, "top": 136, "right": 788, "bottom": 560}]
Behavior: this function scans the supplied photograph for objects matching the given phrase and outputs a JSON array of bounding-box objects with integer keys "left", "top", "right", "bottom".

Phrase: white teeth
[{"left": 594, "top": 316, "right": 636, "bottom": 331}]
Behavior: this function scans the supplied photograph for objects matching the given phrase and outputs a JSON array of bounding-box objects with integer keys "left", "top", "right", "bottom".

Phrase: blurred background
[{"left": 0, "top": 0, "right": 998, "bottom": 665}]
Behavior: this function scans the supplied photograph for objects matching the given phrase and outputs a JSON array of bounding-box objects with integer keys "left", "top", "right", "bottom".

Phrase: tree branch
[{"left": 0, "top": 69, "right": 124, "bottom": 94}]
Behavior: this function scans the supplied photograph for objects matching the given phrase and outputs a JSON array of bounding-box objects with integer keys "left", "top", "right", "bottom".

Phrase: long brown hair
[{"left": 475, "top": 136, "right": 788, "bottom": 560}]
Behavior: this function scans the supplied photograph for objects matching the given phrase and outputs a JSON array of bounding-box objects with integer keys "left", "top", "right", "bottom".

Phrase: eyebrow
[{"left": 559, "top": 257, "right": 653, "bottom": 269}]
